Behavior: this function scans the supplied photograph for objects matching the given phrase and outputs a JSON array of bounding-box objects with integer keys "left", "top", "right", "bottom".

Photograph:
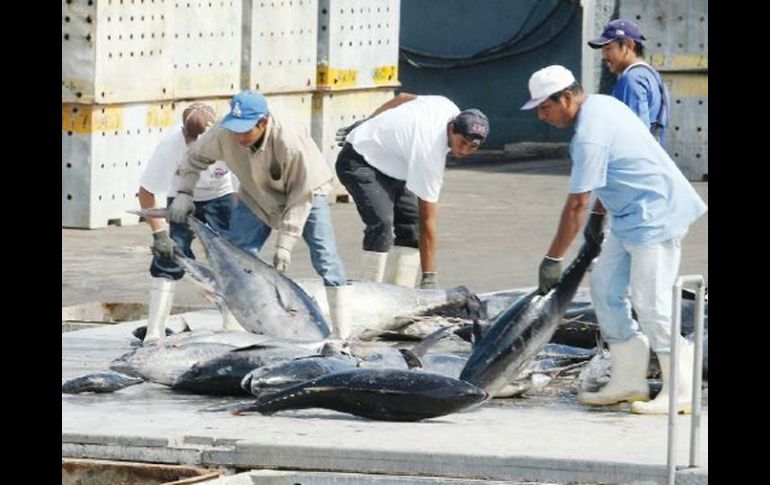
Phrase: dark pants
[
  {"left": 335, "top": 143, "right": 418, "bottom": 252},
  {"left": 150, "top": 193, "right": 236, "bottom": 280}
]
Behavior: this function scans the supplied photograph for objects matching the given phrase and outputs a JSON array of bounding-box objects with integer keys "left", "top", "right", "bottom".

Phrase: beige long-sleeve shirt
[{"left": 176, "top": 113, "right": 333, "bottom": 252}]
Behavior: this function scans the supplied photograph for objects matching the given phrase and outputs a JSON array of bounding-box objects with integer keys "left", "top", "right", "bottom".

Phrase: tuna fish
[
  {"left": 252, "top": 368, "right": 489, "bottom": 421},
  {"left": 460, "top": 240, "right": 601, "bottom": 395},
  {"left": 61, "top": 372, "right": 144, "bottom": 394}
]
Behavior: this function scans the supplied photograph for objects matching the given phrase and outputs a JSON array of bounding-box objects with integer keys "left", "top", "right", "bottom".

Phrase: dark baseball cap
[
  {"left": 453, "top": 109, "right": 489, "bottom": 143},
  {"left": 588, "top": 19, "right": 646, "bottom": 48}
]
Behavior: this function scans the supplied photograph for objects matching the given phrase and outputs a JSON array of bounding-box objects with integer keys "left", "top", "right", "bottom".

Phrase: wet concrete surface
[{"left": 62, "top": 154, "right": 708, "bottom": 309}]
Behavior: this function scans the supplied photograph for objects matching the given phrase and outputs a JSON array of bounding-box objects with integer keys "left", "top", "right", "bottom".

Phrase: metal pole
[
  {"left": 689, "top": 279, "right": 706, "bottom": 467},
  {"left": 666, "top": 275, "right": 705, "bottom": 485},
  {"left": 666, "top": 280, "right": 682, "bottom": 485}
]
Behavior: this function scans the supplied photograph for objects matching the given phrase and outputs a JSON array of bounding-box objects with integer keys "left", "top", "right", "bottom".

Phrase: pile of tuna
[{"left": 63, "top": 215, "right": 707, "bottom": 421}]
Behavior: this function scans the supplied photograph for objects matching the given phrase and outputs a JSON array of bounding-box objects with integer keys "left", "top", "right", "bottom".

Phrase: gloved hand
[
  {"left": 335, "top": 119, "right": 367, "bottom": 147},
  {"left": 168, "top": 191, "right": 195, "bottom": 224},
  {"left": 420, "top": 272, "right": 439, "bottom": 289},
  {"left": 151, "top": 230, "right": 177, "bottom": 260},
  {"left": 273, "top": 247, "right": 291, "bottom": 273},
  {"left": 538, "top": 256, "right": 563, "bottom": 295},
  {"left": 583, "top": 212, "right": 606, "bottom": 246}
]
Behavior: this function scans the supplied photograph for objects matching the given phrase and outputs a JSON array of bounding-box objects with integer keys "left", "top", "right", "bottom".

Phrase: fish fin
[
  {"left": 399, "top": 349, "right": 423, "bottom": 369},
  {"left": 274, "top": 285, "right": 299, "bottom": 315},
  {"left": 410, "top": 325, "right": 453, "bottom": 357},
  {"left": 472, "top": 319, "right": 484, "bottom": 345}
]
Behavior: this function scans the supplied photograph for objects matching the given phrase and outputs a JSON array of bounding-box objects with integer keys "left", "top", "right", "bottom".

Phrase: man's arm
[
  {"left": 138, "top": 187, "right": 166, "bottom": 232},
  {"left": 418, "top": 198, "right": 438, "bottom": 272},
  {"left": 546, "top": 192, "right": 592, "bottom": 259},
  {"left": 336, "top": 93, "right": 419, "bottom": 146},
  {"left": 274, "top": 145, "right": 315, "bottom": 254},
  {"left": 168, "top": 131, "right": 219, "bottom": 223},
  {"left": 369, "top": 92, "right": 418, "bottom": 118}
]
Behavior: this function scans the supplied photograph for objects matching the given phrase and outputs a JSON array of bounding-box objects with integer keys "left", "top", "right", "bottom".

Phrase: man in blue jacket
[{"left": 589, "top": 19, "right": 670, "bottom": 146}]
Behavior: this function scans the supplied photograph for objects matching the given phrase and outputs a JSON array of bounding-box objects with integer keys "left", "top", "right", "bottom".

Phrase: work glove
[
  {"left": 168, "top": 191, "right": 195, "bottom": 224},
  {"left": 151, "top": 230, "right": 177, "bottom": 260},
  {"left": 420, "top": 272, "right": 439, "bottom": 289},
  {"left": 583, "top": 212, "right": 606, "bottom": 247},
  {"left": 335, "top": 119, "right": 366, "bottom": 147},
  {"left": 538, "top": 256, "right": 563, "bottom": 295},
  {"left": 273, "top": 247, "right": 291, "bottom": 273}
]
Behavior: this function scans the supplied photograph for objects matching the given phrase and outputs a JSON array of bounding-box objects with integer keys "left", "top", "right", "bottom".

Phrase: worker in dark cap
[
  {"left": 335, "top": 93, "right": 489, "bottom": 289},
  {"left": 588, "top": 19, "right": 670, "bottom": 146}
]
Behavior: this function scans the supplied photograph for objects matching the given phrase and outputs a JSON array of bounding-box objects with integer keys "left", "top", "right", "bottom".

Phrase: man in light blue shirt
[
  {"left": 521, "top": 65, "right": 707, "bottom": 415},
  {"left": 588, "top": 19, "right": 669, "bottom": 146}
]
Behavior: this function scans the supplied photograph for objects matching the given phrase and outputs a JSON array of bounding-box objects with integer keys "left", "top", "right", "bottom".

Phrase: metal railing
[{"left": 667, "top": 274, "right": 706, "bottom": 485}]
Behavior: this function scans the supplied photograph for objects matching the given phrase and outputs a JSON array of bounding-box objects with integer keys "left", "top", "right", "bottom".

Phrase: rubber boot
[
  {"left": 386, "top": 246, "right": 421, "bottom": 288},
  {"left": 631, "top": 340, "right": 694, "bottom": 415},
  {"left": 360, "top": 250, "right": 388, "bottom": 282},
  {"left": 326, "top": 284, "right": 354, "bottom": 338},
  {"left": 578, "top": 334, "right": 651, "bottom": 405},
  {"left": 144, "top": 278, "right": 175, "bottom": 345}
]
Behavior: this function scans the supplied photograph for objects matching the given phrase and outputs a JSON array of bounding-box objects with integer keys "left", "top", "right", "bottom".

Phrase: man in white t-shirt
[
  {"left": 138, "top": 103, "right": 241, "bottom": 344},
  {"left": 335, "top": 93, "right": 489, "bottom": 288}
]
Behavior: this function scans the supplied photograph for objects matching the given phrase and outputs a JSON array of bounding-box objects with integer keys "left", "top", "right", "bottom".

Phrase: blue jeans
[
  {"left": 589, "top": 231, "right": 683, "bottom": 353},
  {"left": 150, "top": 194, "right": 235, "bottom": 280},
  {"left": 228, "top": 195, "right": 347, "bottom": 286}
]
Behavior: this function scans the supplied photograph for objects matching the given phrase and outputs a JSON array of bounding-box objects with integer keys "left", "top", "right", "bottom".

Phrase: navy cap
[
  {"left": 453, "top": 109, "right": 489, "bottom": 143},
  {"left": 221, "top": 90, "right": 269, "bottom": 133},
  {"left": 588, "top": 19, "right": 646, "bottom": 48}
]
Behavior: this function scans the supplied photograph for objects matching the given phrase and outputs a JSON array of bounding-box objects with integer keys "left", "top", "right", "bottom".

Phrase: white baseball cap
[{"left": 520, "top": 65, "right": 577, "bottom": 110}]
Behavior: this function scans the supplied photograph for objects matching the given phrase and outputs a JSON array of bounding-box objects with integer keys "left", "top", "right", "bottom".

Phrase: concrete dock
[{"left": 62, "top": 155, "right": 708, "bottom": 484}]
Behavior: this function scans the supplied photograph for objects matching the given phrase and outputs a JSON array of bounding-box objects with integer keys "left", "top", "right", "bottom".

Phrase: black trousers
[{"left": 335, "top": 143, "right": 419, "bottom": 252}]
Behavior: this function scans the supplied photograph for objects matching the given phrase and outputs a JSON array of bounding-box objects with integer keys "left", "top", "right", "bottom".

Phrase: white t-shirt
[
  {"left": 139, "top": 125, "right": 236, "bottom": 202},
  {"left": 347, "top": 95, "right": 460, "bottom": 203}
]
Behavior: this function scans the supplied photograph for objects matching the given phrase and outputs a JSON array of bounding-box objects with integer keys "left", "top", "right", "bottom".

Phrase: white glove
[
  {"left": 273, "top": 247, "right": 291, "bottom": 273},
  {"left": 168, "top": 192, "right": 195, "bottom": 224}
]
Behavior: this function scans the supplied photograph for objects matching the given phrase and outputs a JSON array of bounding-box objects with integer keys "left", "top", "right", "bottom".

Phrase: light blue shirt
[{"left": 568, "top": 95, "right": 707, "bottom": 245}]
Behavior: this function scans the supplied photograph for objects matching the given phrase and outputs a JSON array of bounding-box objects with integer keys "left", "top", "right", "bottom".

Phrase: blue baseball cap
[
  {"left": 221, "top": 90, "right": 269, "bottom": 133},
  {"left": 588, "top": 19, "right": 646, "bottom": 48}
]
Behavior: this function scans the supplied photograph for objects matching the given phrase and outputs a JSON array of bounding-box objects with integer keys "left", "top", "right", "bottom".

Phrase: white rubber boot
[
  {"left": 386, "top": 246, "right": 421, "bottom": 288},
  {"left": 220, "top": 303, "right": 247, "bottom": 332},
  {"left": 631, "top": 340, "right": 694, "bottom": 415},
  {"left": 144, "top": 278, "right": 175, "bottom": 345},
  {"left": 360, "top": 250, "right": 388, "bottom": 282},
  {"left": 326, "top": 284, "right": 354, "bottom": 339},
  {"left": 578, "top": 334, "right": 651, "bottom": 405}
]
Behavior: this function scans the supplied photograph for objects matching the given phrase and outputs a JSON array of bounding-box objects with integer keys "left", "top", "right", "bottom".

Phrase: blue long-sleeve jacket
[{"left": 612, "top": 63, "right": 669, "bottom": 146}]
